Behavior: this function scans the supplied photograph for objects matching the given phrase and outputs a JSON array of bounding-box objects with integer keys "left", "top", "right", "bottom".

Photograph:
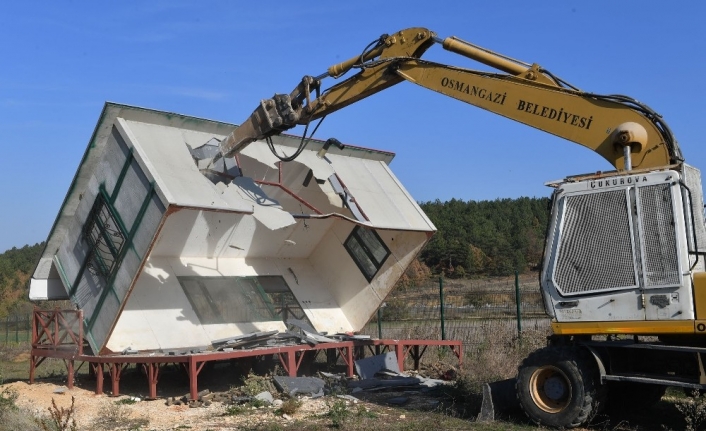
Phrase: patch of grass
[
  {"left": 0, "top": 388, "right": 18, "bottom": 414},
  {"left": 114, "top": 396, "right": 139, "bottom": 405},
  {"left": 222, "top": 399, "right": 267, "bottom": 417},
  {"left": 355, "top": 404, "right": 376, "bottom": 419},
  {"left": 223, "top": 404, "right": 249, "bottom": 416},
  {"left": 90, "top": 401, "right": 149, "bottom": 431},
  {"left": 326, "top": 399, "right": 351, "bottom": 429},
  {"left": 276, "top": 398, "right": 301, "bottom": 416}
]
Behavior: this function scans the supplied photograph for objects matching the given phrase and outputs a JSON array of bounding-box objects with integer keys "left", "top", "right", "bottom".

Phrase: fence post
[
  {"left": 439, "top": 277, "right": 446, "bottom": 340},
  {"left": 515, "top": 271, "right": 522, "bottom": 338}
]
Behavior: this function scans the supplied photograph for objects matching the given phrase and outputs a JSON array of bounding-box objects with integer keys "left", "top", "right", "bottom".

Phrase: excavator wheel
[{"left": 516, "top": 346, "right": 604, "bottom": 428}]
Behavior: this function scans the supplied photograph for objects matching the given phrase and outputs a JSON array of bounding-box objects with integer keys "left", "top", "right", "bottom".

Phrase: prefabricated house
[{"left": 29, "top": 103, "right": 436, "bottom": 355}]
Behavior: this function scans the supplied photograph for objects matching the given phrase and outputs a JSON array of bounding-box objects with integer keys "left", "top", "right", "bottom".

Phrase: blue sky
[{"left": 2, "top": 2, "right": 705, "bottom": 252}]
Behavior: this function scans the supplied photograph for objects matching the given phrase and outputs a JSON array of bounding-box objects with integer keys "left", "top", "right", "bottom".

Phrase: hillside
[{"left": 0, "top": 243, "right": 44, "bottom": 316}]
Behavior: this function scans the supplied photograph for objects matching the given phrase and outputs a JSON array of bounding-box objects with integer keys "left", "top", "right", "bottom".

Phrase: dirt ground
[{"left": 3, "top": 379, "right": 333, "bottom": 431}]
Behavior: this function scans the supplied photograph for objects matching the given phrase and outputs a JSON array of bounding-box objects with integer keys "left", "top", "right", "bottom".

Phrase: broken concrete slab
[
  {"left": 302, "top": 330, "right": 338, "bottom": 344},
  {"left": 354, "top": 352, "right": 401, "bottom": 379},
  {"left": 273, "top": 376, "right": 326, "bottom": 397},
  {"left": 254, "top": 391, "right": 274, "bottom": 405}
]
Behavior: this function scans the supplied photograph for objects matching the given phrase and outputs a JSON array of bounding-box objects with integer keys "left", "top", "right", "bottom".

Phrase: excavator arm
[{"left": 220, "top": 27, "right": 681, "bottom": 171}]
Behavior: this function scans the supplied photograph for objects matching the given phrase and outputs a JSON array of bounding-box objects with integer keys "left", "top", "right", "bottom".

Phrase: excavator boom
[{"left": 221, "top": 27, "right": 681, "bottom": 171}]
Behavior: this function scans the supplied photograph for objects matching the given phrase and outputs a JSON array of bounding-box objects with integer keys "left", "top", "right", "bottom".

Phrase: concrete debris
[
  {"left": 347, "top": 374, "right": 446, "bottom": 393},
  {"left": 336, "top": 394, "right": 359, "bottom": 403},
  {"left": 53, "top": 386, "right": 68, "bottom": 394},
  {"left": 272, "top": 399, "right": 284, "bottom": 407},
  {"left": 273, "top": 376, "right": 326, "bottom": 397},
  {"left": 211, "top": 330, "right": 279, "bottom": 350},
  {"left": 302, "top": 330, "right": 338, "bottom": 344},
  {"left": 354, "top": 352, "right": 401, "bottom": 379},
  {"left": 286, "top": 318, "right": 319, "bottom": 334},
  {"left": 285, "top": 318, "right": 340, "bottom": 345},
  {"left": 254, "top": 391, "right": 274, "bottom": 405},
  {"left": 348, "top": 376, "right": 422, "bottom": 391},
  {"left": 121, "top": 347, "right": 138, "bottom": 355}
]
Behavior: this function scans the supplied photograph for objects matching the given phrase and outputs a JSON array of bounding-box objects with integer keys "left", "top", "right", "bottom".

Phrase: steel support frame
[{"left": 29, "top": 310, "right": 464, "bottom": 401}]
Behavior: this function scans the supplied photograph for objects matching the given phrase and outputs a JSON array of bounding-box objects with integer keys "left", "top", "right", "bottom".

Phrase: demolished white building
[{"left": 29, "top": 103, "right": 435, "bottom": 355}]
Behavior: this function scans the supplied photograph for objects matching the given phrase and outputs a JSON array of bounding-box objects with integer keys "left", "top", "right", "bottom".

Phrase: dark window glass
[
  {"left": 178, "top": 276, "right": 310, "bottom": 326},
  {"left": 344, "top": 226, "right": 390, "bottom": 282}
]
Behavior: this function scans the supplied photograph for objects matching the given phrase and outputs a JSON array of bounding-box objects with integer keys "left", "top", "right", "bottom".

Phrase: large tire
[
  {"left": 606, "top": 382, "right": 666, "bottom": 412},
  {"left": 516, "top": 346, "right": 604, "bottom": 428}
]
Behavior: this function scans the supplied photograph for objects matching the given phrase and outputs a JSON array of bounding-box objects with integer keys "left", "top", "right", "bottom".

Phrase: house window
[
  {"left": 344, "top": 226, "right": 390, "bottom": 282},
  {"left": 178, "top": 276, "right": 310, "bottom": 326},
  {"left": 83, "top": 193, "right": 125, "bottom": 279}
]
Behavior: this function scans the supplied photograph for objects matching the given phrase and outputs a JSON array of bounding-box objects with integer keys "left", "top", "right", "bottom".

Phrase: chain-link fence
[
  {"left": 360, "top": 273, "right": 551, "bottom": 354},
  {"left": 0, "top": 314, "right": 32, "bottom": 345}
]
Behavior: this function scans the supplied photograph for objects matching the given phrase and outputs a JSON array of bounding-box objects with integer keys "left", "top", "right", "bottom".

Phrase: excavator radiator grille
[
  {"left": 638, "top": 184, "right": 680, "bottom": 287},
  {"left": 554, "top": 190, "right": 637, "bottom": 295}
]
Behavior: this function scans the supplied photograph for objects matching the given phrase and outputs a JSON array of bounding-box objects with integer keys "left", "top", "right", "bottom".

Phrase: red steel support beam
[
  {"left": 66, "top": 360, "right": 74, "bottom": 389},
  {"left": 395, "top": 344, "right": 405, "bottom": 372},
  {"left": 92, "top": 363, "right": 104, "bottom": 395},
  {"left": 286, "top": 351, "right": 297, "bottom": 377},
  {"left": 187, "top": 357, "right": 207, "bottom": 400},
  {"left": 110, "top": 363, "right": 125, "bottom": 396},
  {"left": 29, "top": 355, "right": 35, "bottom": 384},
  {"left": 142, "top": 363, "right": 159, "bottom": 400}
]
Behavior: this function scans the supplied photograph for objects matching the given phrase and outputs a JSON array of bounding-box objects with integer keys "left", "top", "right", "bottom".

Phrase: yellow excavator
[{"left": 215, "top": 27, "right": 706, "bottom": 428}]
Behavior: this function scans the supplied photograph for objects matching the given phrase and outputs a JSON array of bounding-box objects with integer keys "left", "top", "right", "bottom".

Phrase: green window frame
[
  {"left": 344, "top": 226, "right": 390, "bottom": 282},
  {"left": 82, "top": 193, "right": 126, "bottom": 279}
]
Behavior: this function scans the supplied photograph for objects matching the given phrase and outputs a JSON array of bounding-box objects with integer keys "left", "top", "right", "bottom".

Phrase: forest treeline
[
  {"left": 0, "top": 243, "right": 44, "bottom": 316},
  {"left": 418, "top": 197, "right": 550, "bottom": 277}
]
